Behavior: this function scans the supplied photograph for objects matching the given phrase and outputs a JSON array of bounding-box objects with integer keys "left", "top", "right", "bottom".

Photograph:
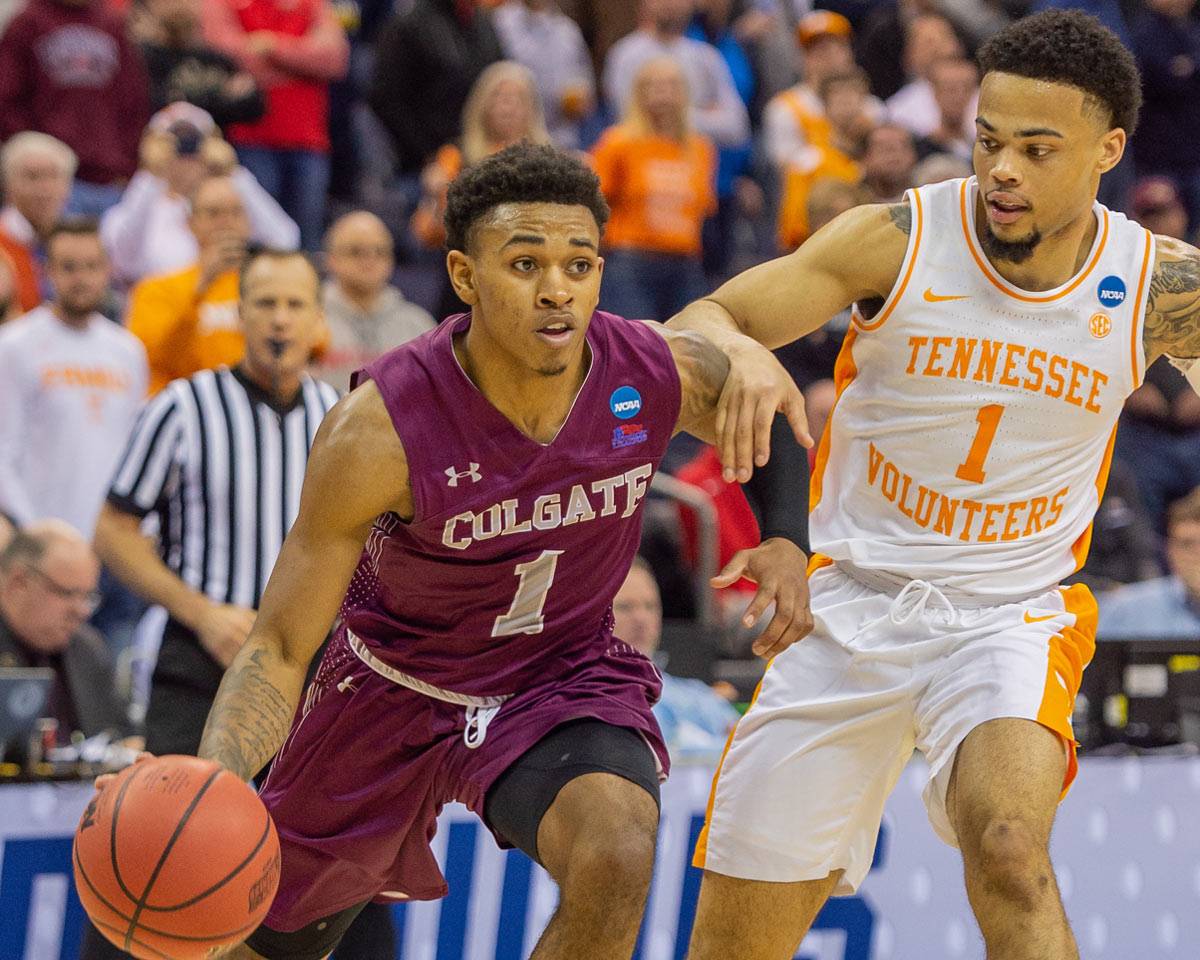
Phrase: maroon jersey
[{"left": 345, "top": 310, "right": 682, "bottom": 698}]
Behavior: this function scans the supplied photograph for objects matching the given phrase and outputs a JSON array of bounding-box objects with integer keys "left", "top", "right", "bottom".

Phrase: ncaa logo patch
[
  {"left": 1097, "top": 275, "right": 1126, "bottom": 307},
  {"left": 610, "top": 385, "right": 642, "bottom": 420}
]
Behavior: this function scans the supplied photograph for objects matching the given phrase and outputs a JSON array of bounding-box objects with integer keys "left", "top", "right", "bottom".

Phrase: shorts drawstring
[
  {"left": 888, "top": 580, "right": 958, "bottom": 626},
  {"left": 463, "top": 705, "right": 501, "bottom": 749}
]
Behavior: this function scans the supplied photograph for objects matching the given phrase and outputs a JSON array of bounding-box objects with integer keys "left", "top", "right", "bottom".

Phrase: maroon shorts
[{"left": 257, "top": 631, "right": 668, "bottom": 931}]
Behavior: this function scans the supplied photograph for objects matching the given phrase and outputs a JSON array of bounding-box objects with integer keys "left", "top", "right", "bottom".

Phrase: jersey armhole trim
[
  {"left": 1129, "top": 227, "right": 1155, "bottom": 388},
  {"left": 852, "top": 188, "right": 923, "bottom": 333}
]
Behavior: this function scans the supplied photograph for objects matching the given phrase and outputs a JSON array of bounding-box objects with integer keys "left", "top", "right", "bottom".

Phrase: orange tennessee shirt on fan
[
  {"left": 591, "top": 127, "right": 717, "bottom": 257},
  {"left": 126, "top": 267, "right": 243, "bottom": 394}
]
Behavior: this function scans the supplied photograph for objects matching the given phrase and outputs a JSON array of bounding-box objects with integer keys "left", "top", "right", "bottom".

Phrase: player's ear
[
  {"left": 1096, "top": 127, "right": 1125, "bottom": 175},
  {"left": 446, "top": 250, "right": 478, "bottom": 306}
]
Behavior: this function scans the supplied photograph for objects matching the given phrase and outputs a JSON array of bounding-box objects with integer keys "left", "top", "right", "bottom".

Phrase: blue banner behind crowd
[{"left": 2, "top": 758, "right": 1198, "bottom": 960}]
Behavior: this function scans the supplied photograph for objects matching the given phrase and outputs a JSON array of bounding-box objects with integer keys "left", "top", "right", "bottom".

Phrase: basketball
[{"left": 72, "top": 756, "right": 281, "bottom": 960}]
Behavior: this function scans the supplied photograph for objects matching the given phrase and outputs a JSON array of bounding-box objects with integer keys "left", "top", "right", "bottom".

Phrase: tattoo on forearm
[
  {"left": 1145, "top": 242, "right": 1200, "bottom": 360},
  {"left": 674, "top": 330, "right": 731, "bottom": 430},
  {"left": 198, "top": 645, "right": 296, "bottom": 781},
  {"left": 888, "top": 202, "right": 912, "bottom": 236}
]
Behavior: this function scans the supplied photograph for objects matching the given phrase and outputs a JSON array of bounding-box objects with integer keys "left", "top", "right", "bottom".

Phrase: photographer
[{"left": 100, "top": 103, "right": 298, "bottom": 288}]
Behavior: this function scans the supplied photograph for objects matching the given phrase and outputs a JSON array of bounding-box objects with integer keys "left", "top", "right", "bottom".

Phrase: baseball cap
[{"left": 797, "top": 10, "right": 853, "bottom": 48}]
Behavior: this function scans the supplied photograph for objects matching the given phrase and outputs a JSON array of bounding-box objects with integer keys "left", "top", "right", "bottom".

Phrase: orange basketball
[{"left": 73, "top": 755, "right": 281, "bottom": 960}]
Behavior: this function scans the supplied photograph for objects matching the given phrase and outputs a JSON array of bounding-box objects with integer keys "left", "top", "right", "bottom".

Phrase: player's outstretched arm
[
  {"left": 1145, "top": 235, "right": 1200, "bottom": 373},
  {"left": 198, "top": 382, "right": 411, "bottom": 781},
  {"left": 666, "top": 202, "right": 910, "bottom": 482}
]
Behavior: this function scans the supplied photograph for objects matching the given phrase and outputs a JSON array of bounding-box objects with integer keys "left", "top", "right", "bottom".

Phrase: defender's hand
[
  {"left": 716, "top": 343, "right": 812, "bottom": 483},
  {"left": 94, "top": 751, "right": 153, "bottom": 791},
  {"left": 713, "top": 539, "right": 813, "bottom": 658}
]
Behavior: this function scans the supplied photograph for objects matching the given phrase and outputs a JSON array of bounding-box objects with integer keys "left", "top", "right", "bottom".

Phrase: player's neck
[
  {"left": 975, "top": 197, "right": 1099, "bottom": 292},
  {"left": 455, "top": 324, "right": 591, "bottom": 445}
]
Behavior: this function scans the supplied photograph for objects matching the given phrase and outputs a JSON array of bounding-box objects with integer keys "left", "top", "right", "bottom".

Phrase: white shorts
[{"left": 694, "top": 560, "right": 1096, "bottom": 895}]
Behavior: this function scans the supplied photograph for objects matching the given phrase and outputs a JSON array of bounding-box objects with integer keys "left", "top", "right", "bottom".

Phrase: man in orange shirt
[{"left": 125, "top": 174, "right": 247, "bottom": 392}]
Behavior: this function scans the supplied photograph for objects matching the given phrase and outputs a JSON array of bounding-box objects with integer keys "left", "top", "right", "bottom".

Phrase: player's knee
[
  {"left": 969, "top": 817, "right": 1052, "bottom": 909},
  {"left": 565, "top": 810, "right": 657, "bottom": 897}
]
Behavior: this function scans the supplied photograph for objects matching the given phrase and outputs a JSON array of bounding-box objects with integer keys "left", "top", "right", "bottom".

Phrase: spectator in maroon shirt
[
  {"left": 0, "top": 0, "right": 150, "bottom": 217},
  {"left": 203, "top": 0, "right": 348, "bottom": 249}
]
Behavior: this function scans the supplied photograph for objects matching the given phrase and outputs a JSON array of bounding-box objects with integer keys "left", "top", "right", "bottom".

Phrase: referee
[
  {"left": 94, "top": 248, "right": 337, "bottom": 756},
  {"left": 81, "top": 249, "right": 400, "bottom": 959}
]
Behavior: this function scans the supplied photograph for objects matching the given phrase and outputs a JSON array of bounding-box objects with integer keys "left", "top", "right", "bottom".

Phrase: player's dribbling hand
[
  {"left": 93, "top": 751, "right": 154, "bottom": 792},
  {"left": 716, "top": 342, "right": 811, "bottom": 483},
  {"left": 713, "top": 539, "right": 813, "bottom": 658}
]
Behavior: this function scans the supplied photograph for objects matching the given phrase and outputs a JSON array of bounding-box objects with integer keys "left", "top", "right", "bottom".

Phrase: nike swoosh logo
[
  {"left": 1023, "top": 611, "right": 1058, "bottom": 624},
  {"left": 923, "top": 287, "right": 970, "bottom": 303}
]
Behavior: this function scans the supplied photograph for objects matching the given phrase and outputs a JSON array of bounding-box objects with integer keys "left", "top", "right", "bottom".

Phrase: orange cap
[{"left": 797, "top": 10, "right": 853, "bottom": 47}]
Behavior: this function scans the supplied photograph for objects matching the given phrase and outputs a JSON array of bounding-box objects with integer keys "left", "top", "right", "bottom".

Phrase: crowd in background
[{"left": 1, "top": 0, "right": 1200, "bottom": 776}]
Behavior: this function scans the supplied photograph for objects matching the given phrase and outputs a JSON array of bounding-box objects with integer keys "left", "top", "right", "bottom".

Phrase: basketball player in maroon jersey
[{"left": 172, "top": 144, "right": 813, "bottom": 960}]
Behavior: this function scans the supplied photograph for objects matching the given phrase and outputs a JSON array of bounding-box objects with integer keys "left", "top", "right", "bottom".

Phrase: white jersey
[
  {"left": 809, "top": 177, "right": 1155, "bottom": 600},
  {"left": 0, "top": 306, "right": 149, "bottom": 535}
]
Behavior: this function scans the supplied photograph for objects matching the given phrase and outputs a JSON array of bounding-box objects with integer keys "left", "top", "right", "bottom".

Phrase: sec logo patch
[{"left": 1089, "top": 313, "right": 1111, "bottom": 339}]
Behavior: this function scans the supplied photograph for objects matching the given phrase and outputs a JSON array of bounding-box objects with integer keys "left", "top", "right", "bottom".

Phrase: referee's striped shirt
[{"left": 107, "top": 366, "right": 340, "bottom": 608}]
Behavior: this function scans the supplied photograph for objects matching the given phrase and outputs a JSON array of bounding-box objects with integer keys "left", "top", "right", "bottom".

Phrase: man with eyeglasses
[
  {"left": 0, "top": 520, "right": 132, "bottom": 762},
  {"left": 1099, "top": 485, "right": 1200, "bottom": 639},
  {"left": 313, "top": 210, "right": 434, "bottom": 391}
]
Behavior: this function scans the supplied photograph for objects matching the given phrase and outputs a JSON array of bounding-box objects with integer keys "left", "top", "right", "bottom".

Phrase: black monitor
[
  {"left": 0, "top": 667, "right": 53, "bottom": 752},
  {"left": 1078, "top": 638, "right": 1200, "bottom": 749}
]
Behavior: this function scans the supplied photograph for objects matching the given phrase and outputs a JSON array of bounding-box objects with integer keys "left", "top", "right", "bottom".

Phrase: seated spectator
[
  {"left": 125, "top": 174, "right": 249, "bottom": 392},
  {"left": 0, "top": 0, "right": 150, "bottom": 217},
  {"left": 369, "top": 0, "right": 503, "bottom": 177},
  {"left": 885, "top": 13, "right": 970, "bottom": 140},
  {"left": 0, "top": 132, "right": 76, "bottom": 310},
  {"left": 913, "top": 56, "right": 978, "bottom": 162},
  {"left": 0, "top": 220, "right": 148, "bottom": 536},
  {"left": 203, "top": 0, "right": 350, "bottom": 249},
  {"left": 860, "top": 123, "right": 918, "bottom": 203},
  {"left": 411, "top": 60, "right": 552, "bottom": 253},
  {"left": 0, "top": 521, "right": 133, "bottom": 761},
  {"left": 314, "top": 211, "right": 435, "bottom": 391},
  {"left": 613, "top": 556, "right": 739, "bottom": 761},
  {"left": 1131, "top": 0, "right": 1200, "bottom": 232},
  {"left": 1131, "top": 175, "right": 1191, "bottom": 243},
  {"left": 776, "top": 69, "right": 872, "bottom": 250},
  {"left": 493, "top": 0, "right": 595, "bottom": 150},
  {"left": 101, "top": 103, "right": 298, "bottom": 287},
  {"left": 912, "top": 151, "right": 972, "bottom": 186},
  {"left": 130, "top": 0, "right": 266, "bottom": 126},
  {"left": 1098, "top": 487, "right": 1200, "bottom": 639},
  {"left": 592, "top": 56, "right": 716, "bottom": 321},
  {"left": 764, "top": 12, "right": 882, "bottom": 181},
  {"left": 603, "top": 0, "right": 749, "bottom": 148}
]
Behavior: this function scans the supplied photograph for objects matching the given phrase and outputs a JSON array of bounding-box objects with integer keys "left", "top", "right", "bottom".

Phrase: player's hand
[
  {"left": 713, "top": 538, "right": 813, "bottom": 658},
  {"left": 94, "top": 751, "right": 153, "bottom": 792},
  {"left": 716, "top": 341, "right": 812, "bottom": 483},
  {"left": 195, "top": 603, "right": 257, "bottom": 669}
]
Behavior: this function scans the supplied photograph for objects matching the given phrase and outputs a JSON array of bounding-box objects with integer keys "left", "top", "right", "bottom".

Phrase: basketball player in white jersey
[{"left": 666, "top": 10, "right": 1200, "bottom": 959}]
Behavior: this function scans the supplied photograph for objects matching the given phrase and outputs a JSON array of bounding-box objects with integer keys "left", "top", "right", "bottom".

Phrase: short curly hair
[
  {"left": 444, "top": 142, "right": 610, "bottom": 253},
  {"left": 977, "top": 10, "right": 1141, "bottom": 135}
]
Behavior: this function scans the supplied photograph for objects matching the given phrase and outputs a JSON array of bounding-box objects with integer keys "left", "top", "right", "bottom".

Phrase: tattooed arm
[
  {"left": 1144, "top": 235, "right": 1200, "bottom": 367},
  {"left": 662, "top": 201, "right": 911, "bottom": 480},
  {"left": 198, "top": 382, "right": 410, "bottom": 780}
]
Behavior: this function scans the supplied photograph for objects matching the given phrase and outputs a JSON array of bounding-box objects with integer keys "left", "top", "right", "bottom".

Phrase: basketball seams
[
  {"left": 123, "top": 768, "right": 224, "bottom": 951},
  {"left": 138, "top": 811, "right": 274, "bottom": 911},
  {"left": 108, "top": 761, "right": 148, "bottom": 909}
]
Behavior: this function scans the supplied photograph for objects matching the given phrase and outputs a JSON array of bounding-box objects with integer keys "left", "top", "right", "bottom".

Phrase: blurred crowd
[{"left": 1, "top": 0, "right": 1200, "bottom": 771}]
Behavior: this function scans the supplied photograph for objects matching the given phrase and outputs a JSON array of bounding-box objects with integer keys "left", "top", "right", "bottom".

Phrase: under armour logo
[{"left": 445, "top": 463, "right": 482, "bottom": 487}]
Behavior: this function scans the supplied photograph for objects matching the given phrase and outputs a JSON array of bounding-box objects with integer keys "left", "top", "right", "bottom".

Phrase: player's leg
[
  {"left": 483, "top": 720, "right": 661, "bottom": 959},
  {"left": 221, "top": 904, "right": 370, "bottom": 960},
  {"left": 685, "top": 870, "right": 842, "bottom": 960},
  {"left": 946, "top": 718, "right": 1077, "bottom": 960},
  {"left": 531, "top": 772, "right": 659, "bottom": 958}
]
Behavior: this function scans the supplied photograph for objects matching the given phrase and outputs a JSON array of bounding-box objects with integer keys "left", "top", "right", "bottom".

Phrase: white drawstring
[
  {"left": 463, "top": 705, "right": 501, "bottom": 749},
  {"left": 888, "top": 579, "right": 957, "bottom": 625}
]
